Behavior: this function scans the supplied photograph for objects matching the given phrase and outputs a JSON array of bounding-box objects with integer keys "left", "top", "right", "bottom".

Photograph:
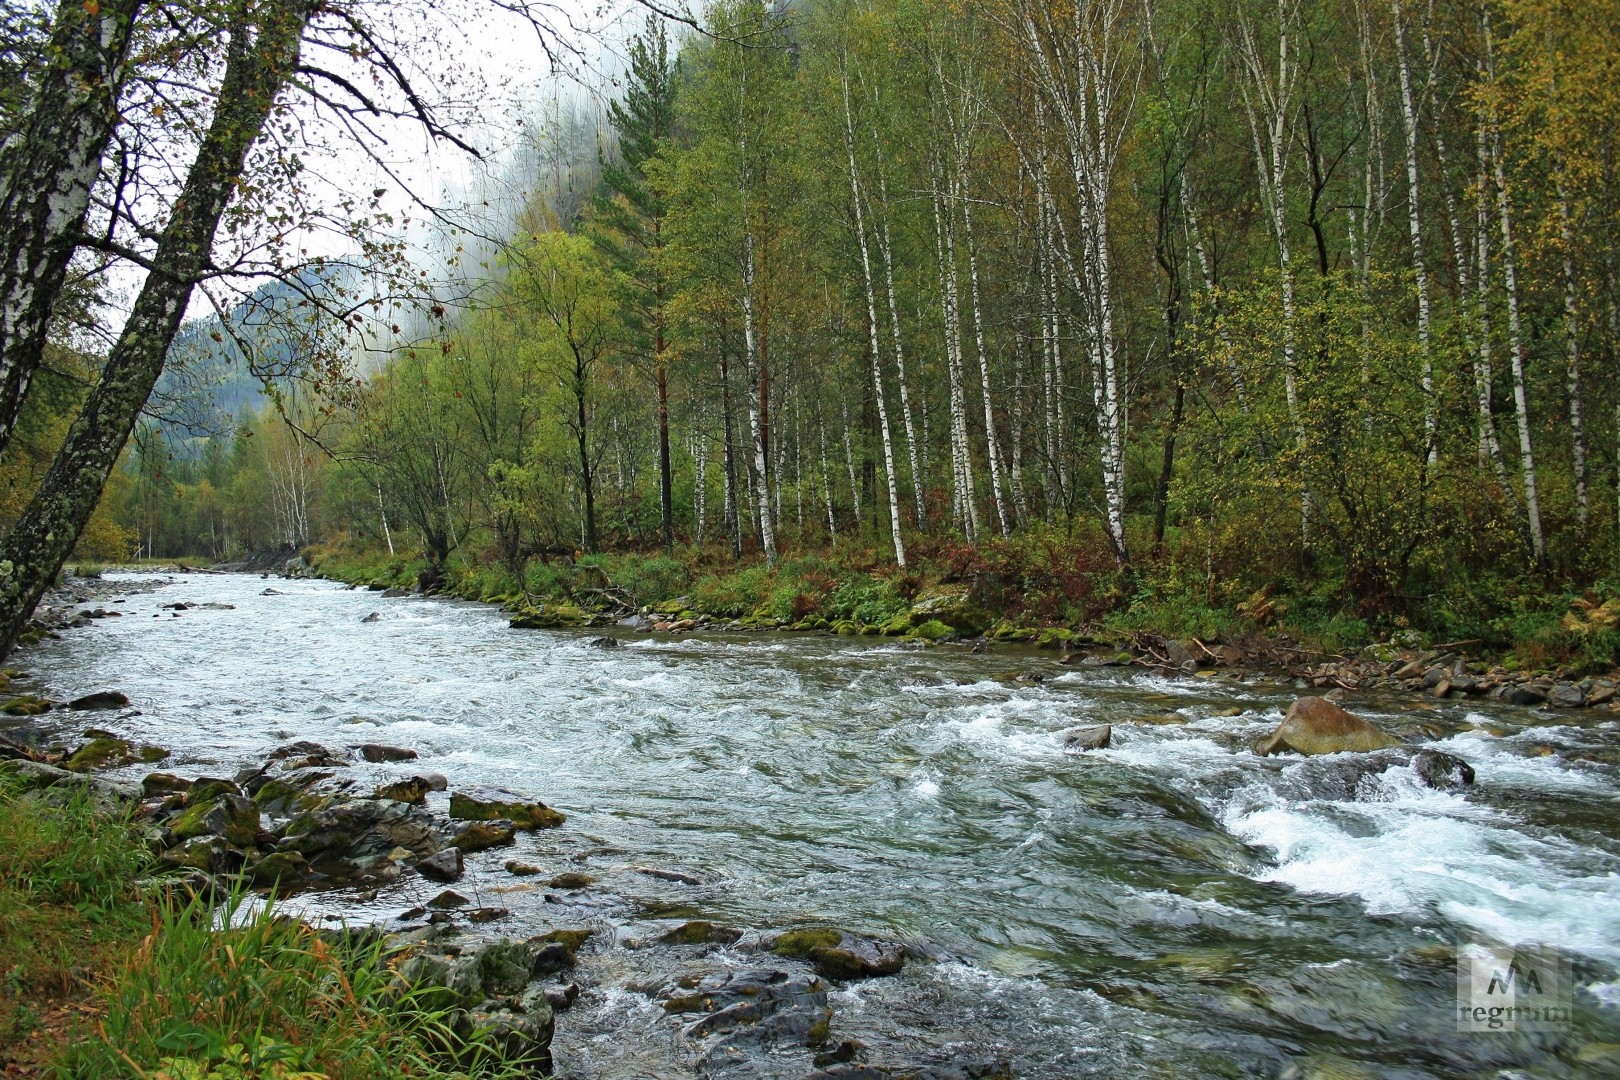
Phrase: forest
[{"left": 7, "top": 0, "right": 1619, "bottom": 661}]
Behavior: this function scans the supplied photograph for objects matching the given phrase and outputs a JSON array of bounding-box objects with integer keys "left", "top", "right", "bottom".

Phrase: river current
[{"left": 30, "top": 572, "right": 1620, "bottom": 1077}]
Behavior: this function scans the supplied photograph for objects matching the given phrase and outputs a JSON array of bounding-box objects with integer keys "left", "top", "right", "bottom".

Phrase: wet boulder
[
  {"left": 417, "top": 847, "right": 464, "bottom": 883},
  {"left": 1410, "top": 749, "right": 1475, "bottom": 789},
  {"left": 903, "top": 586, "right": 992, "bottom": 638},
  {"left": 185, "top": 777, "right": 244, "bottom": 804},
  {"left": 1254, "top": 697, "right": 1402, "bottom": 756},
  {"left": 770, "top": 928, "right": 904, "bottom": 981},
  {"left": 587, "top": 636, "right": 620, "bottom": 648},
  {"left": 393, "top": 940, "right": 556, "bottom": 1071},
  {"left": 277, "top": 797, "right": 443, "bottom": 881},
  {"left": 454, "top": 1004, "right": 552, "bottom": 1072},
  {"left": 1549, "top": 682, "right": 1586, "bottom": 709},
  {"left": 358, "top": 743, "right": 417, "bottom": 763},
  {"left": 449, "top": 787, "right": 565, "bottom": 830},
  {"left": 1062, "top": 724, "right": 1111, "bottom": 752}
]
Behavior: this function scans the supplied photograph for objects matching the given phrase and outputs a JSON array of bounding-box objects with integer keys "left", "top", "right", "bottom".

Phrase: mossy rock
[
  {"left": 878, "top": 614, "right": 913, "bottom": 637},
  {"left": 2, "top": 695, "right": 50, "bottom": 717},
  {"left": 169, "top": 794, "right": 260, "bottom": 849},
  {"left": 138, "top": 745, "right": 169, "bottom": 763},
  {"left": 658, "top": 920, "right": 743, "bottom": 946},
  {"left": 536, "top": 928, "right": 592, "bottom": 957},
  {"left": 771, "top": 927, "right": 904, "bottom": 981},
  {"left": 509, "top": 604, "right": 588, "bottom": 630},
  {"left": 452, "top": 819, "right": 516, "bottom": 852},
  {"left": 449, "top": 788, "right": 565, "bottom": 829},
  {"left": 186, "top": 777, "right": 242, "bottom": 805},
  {"left": 159, "top": 835, "right": 232, "bottom": 872},
  {"left": 142, "top": 773, "right": 191, "bottom": 797},
  {"left": 907, "top": 586, "right": 992, "bottom": 637},
  {"left": 249, "top": 850, "right": 310, "bottom": 887},
  {"left": 252, "top": 778, "right": 305, "bottom": 811},
  {"left": 1036, "top": 627, "right": 1076, "bottom": 649},
  {"left": 375, "top": 778, "right": 428, "bottom": 805},
  {"left": 909, "top": 619, "right": 953, "bottom": 642},
  {"left": 831, "top": 620, "right": 861, "bottom": 636},
  {"left": 64, "top": 737, "right": 135, "bottom": 772}
]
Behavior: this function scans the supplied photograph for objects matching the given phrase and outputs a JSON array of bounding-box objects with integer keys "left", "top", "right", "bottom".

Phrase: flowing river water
[{"left": 28, "top": 572, "right": 1620, "bottom": 1078}]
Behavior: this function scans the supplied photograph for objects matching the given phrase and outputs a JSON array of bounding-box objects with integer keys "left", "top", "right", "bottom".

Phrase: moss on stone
[{"left": 64, "top": 737, "right": 132, "bottom": 772}]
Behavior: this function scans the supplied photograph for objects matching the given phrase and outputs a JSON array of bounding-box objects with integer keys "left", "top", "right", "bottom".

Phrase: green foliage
[
  {"left": 823, "top": 574, "right": 907, "bottom": 626},
  {"left": 0, "top": 780, "right": 532, "bottom": 1079}
]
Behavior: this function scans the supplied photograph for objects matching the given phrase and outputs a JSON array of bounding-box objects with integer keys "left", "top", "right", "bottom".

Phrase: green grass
[{"left": 0, "top": 779, "right": 533, "bottom": 1079}]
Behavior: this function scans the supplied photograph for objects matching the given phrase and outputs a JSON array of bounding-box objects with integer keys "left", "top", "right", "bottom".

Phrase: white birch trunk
[
  {"left": 1483, "top": 12, "right": 1544, "bottom": 562},
  {"left": 841, "top": 67, "right": 906, "bottom": 567}
]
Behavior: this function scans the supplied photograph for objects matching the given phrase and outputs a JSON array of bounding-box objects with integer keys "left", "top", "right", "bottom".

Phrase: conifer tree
[{"left": 592, "top": 15, "right": 678, "bottom": 549}]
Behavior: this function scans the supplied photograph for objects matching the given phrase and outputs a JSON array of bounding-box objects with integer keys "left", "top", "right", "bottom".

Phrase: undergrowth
[{"left": 0, "top": 779, "right": 531, "bottom": 1079}]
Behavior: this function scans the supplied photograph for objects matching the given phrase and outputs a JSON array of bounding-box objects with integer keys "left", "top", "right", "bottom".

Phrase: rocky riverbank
[{"left": 0, "top": 715, "right": 967, "bottom": 1078}]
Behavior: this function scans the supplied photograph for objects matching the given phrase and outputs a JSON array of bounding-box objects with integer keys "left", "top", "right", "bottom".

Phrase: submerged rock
[
  {"left": 663, "top": 968, "right": 831, "bottom": 1049},
  {"left": 770, "top": 928, "right": 904, "bottom": 981},
  {"left": 1254, "top": 697, "right": 1402, "bottom": 756},
  {"left": 68, "top": 690, "right": 129, "bottom": 711},
  {"left": 450, "top": 787, "right": 564, "bottom": 829},
  {"left": 548, "top": 871, "right": 594, "bottom": 889}
]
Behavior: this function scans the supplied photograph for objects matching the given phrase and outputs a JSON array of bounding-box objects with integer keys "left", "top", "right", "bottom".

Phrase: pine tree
[{"left": 592, "top": 15, "right": 678, "bottom": 549}]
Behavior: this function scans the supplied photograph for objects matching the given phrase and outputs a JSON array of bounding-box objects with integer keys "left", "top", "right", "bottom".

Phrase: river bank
[
  {"left": 4, "top": 569, "right": 1619, "bottom": 1077},
  {"left": 297, "top": 544, "right": 1620, "bottom": 724}
]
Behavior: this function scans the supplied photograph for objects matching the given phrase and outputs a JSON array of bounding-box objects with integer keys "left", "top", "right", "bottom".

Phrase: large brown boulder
[{"left": 1254, "top": 697, "right": 1402, "bottom": 756}]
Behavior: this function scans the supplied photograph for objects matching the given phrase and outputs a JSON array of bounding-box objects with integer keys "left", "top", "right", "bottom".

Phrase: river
[{"left": 29, "top": 571, "right": 1620, "bottom": 1078}]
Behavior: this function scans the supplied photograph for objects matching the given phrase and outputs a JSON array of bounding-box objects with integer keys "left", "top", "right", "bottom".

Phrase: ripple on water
[{"left": 27, "top": 571, "right": 1620, "bottom": 1077}]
